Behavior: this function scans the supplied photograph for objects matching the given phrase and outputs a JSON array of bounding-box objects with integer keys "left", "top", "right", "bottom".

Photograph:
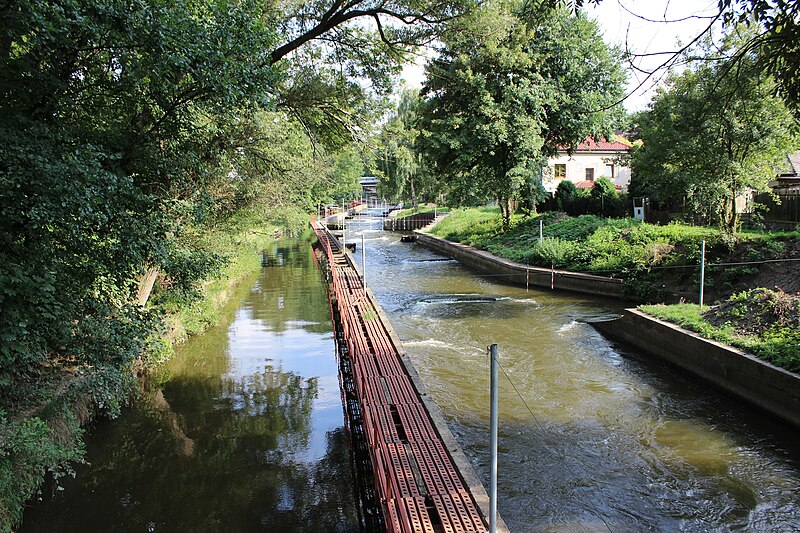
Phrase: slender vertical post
[
  {"left": 361, "top": 233, "right": 366, "bottom": 288},
  {"left": 539, "top": 219, "right": 543, "bottom": 244},
  {"left": 342, "top": 221, "right": 346, "bottom": 250},
  {"left": 488, "top": 344, "right": 499, "bottom": 533},
  {"left": 699, "top": 240, "right": 706, "bottom": 308},
  {"left": 526, "top": 267, "right": 529, "bottom": 292}
]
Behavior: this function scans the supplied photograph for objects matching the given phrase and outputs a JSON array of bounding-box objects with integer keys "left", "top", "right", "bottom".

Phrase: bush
[{"left": 555, "top": 180, "right": 578, "bottom": 211}]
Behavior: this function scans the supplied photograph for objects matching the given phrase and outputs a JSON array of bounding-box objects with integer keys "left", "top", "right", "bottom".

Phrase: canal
[
  {"left": 347, "top": 210, "right": 800, "bottom": 532},
  {"left": 23, "top": 239, "right": 362, "bottom": 532},
  {"left": 23, "top": 214, "right": 800, "bottom": 532}
]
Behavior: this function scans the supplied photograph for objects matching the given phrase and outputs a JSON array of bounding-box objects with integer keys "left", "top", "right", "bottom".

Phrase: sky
[{"left": 401, "top": 0, "right": 722, "bottom": 112}]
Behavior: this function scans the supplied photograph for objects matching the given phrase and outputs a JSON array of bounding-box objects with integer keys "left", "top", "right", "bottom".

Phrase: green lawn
[{"left": 431, "top": 208, "right": 721, "bottom": 273}]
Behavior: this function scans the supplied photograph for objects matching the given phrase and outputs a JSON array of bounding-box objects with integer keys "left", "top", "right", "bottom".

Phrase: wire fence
[{"left": 445, "top": 256, "right": 800, "bottom": 280}]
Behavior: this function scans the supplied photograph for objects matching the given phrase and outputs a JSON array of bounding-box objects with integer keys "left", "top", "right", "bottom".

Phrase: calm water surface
[
  {"left": 22, "top": 216, "right": 800, "bottom": 533},
  {"left": 348, "top": 211, "right": 800, "bottom": 532},
  {"left": 23, "top": 239, "right": 361, "bottom": 532}
]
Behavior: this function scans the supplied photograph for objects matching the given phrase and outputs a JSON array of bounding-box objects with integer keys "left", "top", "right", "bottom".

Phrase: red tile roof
[{"left": 575, "top": 137, "right": 631, "bottom": 151}]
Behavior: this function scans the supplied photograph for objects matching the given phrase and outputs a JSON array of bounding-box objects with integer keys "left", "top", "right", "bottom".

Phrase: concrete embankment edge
[
  {"left": 351, "top": 256, "right": 510, "bottom": 533},
  {"left": 414, "top": 232, "right": 624, "bottom": 299},
  {"left": 592, "top": 309, "right": 800, "bottom": 429}
]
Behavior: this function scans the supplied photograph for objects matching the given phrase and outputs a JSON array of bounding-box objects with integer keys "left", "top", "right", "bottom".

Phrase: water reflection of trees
[
  {"left": 23, "top": 238, "right": 361, "bottom": 531},
  {"left": 23, "top": 366, "right": 359, "bottom": 532},
  {"left": 249, "top": 242, "right": 332, "bottom": 335}
]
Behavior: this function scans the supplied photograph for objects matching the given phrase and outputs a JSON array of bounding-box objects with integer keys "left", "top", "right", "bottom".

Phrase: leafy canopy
[
  {"left": 632, "top": 29, "right": 798, "bottom": 233},
  {"left": 418, "top": 2, "right": 625, "bottom": 226}
]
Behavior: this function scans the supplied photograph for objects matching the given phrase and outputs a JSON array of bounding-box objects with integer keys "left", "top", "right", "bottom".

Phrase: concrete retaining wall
[
  {"left": 592, "top": 309, "right": 800, "bottom": 428},
  {"left": 414, "top": 232, "right": 625, "bottom": 299},
  {"left": 384, "top": 211, "right": 437, "bottom": 231}
]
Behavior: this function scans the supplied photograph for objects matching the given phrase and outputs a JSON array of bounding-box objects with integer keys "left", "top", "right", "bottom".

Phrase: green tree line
[{"left": 0, "top": 0, "right": 471, "bottom": 526}]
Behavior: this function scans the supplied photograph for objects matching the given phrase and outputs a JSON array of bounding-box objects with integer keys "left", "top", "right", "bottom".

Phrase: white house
[{"left": 543, "top": 137, "right": 632, "bottom": 193}]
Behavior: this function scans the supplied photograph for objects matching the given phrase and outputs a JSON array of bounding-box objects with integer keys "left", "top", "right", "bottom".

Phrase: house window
[
  {"left": 585, "top": 168, "right": 595, "bottom": 181},
  {"left": 554, "top": 164, "right": 566, "bottom": 179},
  {"left": 604, "top": 164, "right": 614, "bottom": 179}
]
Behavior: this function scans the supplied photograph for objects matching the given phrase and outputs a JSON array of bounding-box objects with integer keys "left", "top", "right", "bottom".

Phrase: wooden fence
[{"left": 754, "top": 191, "right": 800, "bottom": 224}]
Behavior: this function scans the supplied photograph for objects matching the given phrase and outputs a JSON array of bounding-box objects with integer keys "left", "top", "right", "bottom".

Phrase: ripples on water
[{"left": 347, "top": 214, "right": 800, "bottom": 532}]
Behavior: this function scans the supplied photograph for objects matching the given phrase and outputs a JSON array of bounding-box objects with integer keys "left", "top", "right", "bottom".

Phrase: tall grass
[{"left": 433, "top": 208, "right": 723, "bottom": 273}]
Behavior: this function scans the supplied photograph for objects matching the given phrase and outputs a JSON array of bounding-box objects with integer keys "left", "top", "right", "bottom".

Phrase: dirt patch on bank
[
  {"left": 645, "top": 238, "right": 800, "bottom": 304},
  {"left": 704, "top": 288, "right": 800, "bottom": 336}
]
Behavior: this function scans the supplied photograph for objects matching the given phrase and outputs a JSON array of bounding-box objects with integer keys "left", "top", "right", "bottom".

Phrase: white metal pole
[
  {"left": 361, "top": 233, "right": 366, "bottom": 288},
  {"left": 700, "top": 240, "right": 706, "bottom": 308},
  {"left": 488, "top": 343, "right": 499, "bottom": 533},
  {"left": 539, "top": 219, "right": 543, "bottom": 244}
]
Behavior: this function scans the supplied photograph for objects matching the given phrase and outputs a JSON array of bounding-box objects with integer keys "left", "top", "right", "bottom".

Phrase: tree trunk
[
  {"left": 136, "top": 268, "right": 160, "bottom": 306},
  {"left": 498, "top": 196, "right": 511, "bottom": 230}
]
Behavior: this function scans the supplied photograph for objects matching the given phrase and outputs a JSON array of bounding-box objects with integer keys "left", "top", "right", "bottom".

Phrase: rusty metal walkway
[{"left": 311, "top": 219, "right": 489, "bottom": 533}]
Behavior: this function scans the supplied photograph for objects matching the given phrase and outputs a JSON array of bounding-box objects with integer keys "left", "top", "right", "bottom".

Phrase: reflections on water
[
  {"left": 23, "top": 239, "right": 361, "bottom": 533},
  {"left": 348, "top": 212, "right": 800, "bottom": 532}
]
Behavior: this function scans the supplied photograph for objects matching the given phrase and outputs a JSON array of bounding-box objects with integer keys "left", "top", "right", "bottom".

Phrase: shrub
[{"left": 555, "top": 180, "right": 578, "bottom": 211}]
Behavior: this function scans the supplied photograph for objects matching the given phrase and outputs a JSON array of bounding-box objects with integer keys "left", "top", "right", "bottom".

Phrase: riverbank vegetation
[
  {"left": 642, "top": 289, "right": 800, "bottom": 373},
  {"left": 430, "top": 207, "right": 800, "bottom": 301},
  {"left": 0, "top": 205, "right": 304, "bottom": 528},
  {"left": 0, "top": 0, "right": 457, "bottom": 526}
]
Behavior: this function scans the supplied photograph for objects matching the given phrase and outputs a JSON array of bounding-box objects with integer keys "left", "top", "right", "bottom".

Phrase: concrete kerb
[
  {"left": 592, "top": 308, "right": 800, "bottom": 429},
  {"left": 413, "top": 231, "right": 625, "bottom": 299},
  {"left": 346, "top": 248, "right": 510, "bottom": 533}
]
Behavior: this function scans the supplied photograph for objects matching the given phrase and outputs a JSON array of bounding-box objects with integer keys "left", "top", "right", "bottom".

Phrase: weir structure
[{"left": 311, "top": 219, "right": 494, "bottom": 533}]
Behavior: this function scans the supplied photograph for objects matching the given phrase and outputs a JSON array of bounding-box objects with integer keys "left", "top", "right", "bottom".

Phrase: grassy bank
[
  {"left": 642, "top": 289, "right": 800, "bottom": 373},
  {"left": 431, "top": 207, "right": 799, "bottom": 301},
  {"left": 432, "top": 207, "right": 720, "bottom": 272},
  {"left": 393, "top": 204, "right": 449, "bottom": 219},
  {"left": 1, "top": 206, "right": 305, "bottom": 531}
]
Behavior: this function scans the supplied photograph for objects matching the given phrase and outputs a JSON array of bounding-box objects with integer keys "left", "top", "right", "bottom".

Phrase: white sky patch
[{"left": 585, "top": 0, "right": 721, "bottom": 111}]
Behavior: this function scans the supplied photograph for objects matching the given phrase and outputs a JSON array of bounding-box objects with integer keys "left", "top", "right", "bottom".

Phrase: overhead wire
[
  {"left": 427, "top": 256, "right": 800, "bottom": 280},
  {"left": 492, "top": 353, "right": 615, "bottom": 533}
]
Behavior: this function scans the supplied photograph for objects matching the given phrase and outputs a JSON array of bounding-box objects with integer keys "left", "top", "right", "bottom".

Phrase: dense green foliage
[
  {"left": 375, "top": 89, "right": 436, "bottom": 206},
  {"left": 417, "top": 3, "right": 625, "bottom": 227},
  {"left": 643, "top": 288, "right": 800, "bottom": 372},
  {"left": 0, "top": 0, "right": 475, "bottom": 527},
  {"left": 0, "top": 408, "right": 85, "bottom": 528},
  {"left": 550, "top": 178, "right": 630, "bottom": 217},
  {"left": 631, "top": 30, "right": 798, "bottom": 233},
  {"left": 719, "top": 0, "right": 800, "bottom": 111},
  {"left": 432, "top": 208, "right": 720, "bottom": 273}
]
